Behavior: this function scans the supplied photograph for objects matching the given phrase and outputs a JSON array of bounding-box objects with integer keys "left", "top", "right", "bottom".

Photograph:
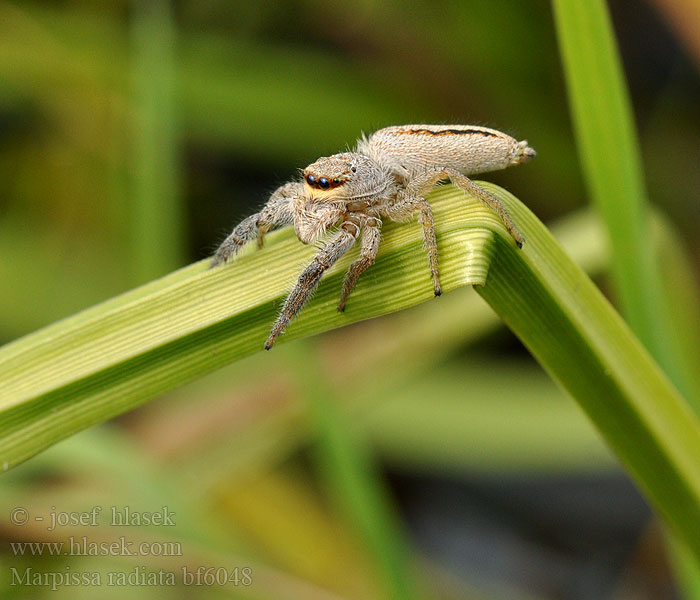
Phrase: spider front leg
[
  {"left": 210, "top": 182, "right": 300, "bottom": 267},
  {"left": 265, "top": 221, "right": 359, "bottom": 349},
  {"left": 337, "top": 216, "right": 382, "bottom": 312}
]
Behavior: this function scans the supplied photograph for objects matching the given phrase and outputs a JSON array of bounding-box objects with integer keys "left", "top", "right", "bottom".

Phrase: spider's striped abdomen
[{"left": 357, "top": 124, "right": 535, "bottom": 179}]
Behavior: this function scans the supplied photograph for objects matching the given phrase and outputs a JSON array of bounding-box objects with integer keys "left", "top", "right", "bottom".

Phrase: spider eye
[
  {"left": 318, "top": 177, "right": 330, "bottom": 189},
  {"left": 351, "top": 166, "right": 357, "bottom": 173},
  {"left": 332, "top": 178, "right": 340, "bottom": 185},
  {"left": 305, "top": 173, "right": 316, "bottom": 186}
]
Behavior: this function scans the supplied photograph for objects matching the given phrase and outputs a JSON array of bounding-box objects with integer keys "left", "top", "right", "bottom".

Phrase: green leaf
[
  {"left": 552, "top": 2, "right": 700, "bottom": 589},
  {"left": 0, "top": 185, "right": 493, "bottom": 469},
  {"left": 2, "top": 183, "right": 700, "bottom": 568},
  {"left": 473, "top": 183, "right": 700, "bottom": 564},
  {"left": 551, "top": 0, "right": 700, "bottom": 403}
]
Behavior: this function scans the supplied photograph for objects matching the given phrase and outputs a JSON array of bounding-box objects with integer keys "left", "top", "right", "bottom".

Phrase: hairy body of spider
[{"left": 211, "top": 124, "right": 536, "bottom": 349}]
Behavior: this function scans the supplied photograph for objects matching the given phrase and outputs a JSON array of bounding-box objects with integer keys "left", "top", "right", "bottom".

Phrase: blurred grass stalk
[
  {"left": 291, "top": 342, "right": 421, "bottom": 600},
  {"left": 551, "top": 0, "right": 700, "bottom": 593},
  {"left": 130, "top": 0, "right": 184, "bottom": 283}
]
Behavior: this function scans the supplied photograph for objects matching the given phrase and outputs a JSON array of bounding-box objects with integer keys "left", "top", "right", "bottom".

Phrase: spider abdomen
[{"left": 358, "top": 124, "right": 535, "bottom": 178}]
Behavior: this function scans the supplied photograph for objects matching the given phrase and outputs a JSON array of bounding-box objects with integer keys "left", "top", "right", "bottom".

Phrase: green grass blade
[
  {"left": 552, "top": 3, "right": 700, "bottom": 588},
  {"left": 550, "top": 0, "right": 700, "bottom": 402},
  {"left": 2, "top": 184, "right": 700, "bottom": 567},
  {"left": 471, "top": 183, "right": 700, "bottom": 565},
  {"left": 130, "top": 0, "right": 184, "bottom": 282},
  {"left": 0, "top": 186, "right": 494, "bottom": 469}
]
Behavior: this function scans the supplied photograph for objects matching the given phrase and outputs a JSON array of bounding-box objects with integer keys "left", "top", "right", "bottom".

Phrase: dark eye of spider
[
  {"left": 332, "top": 178, "right": 340, "bottom": 185},
  {"left": 318, "top": 177, "right": 330, "bottom": 189},
  {"left": 351, "top": 166, "right": 357, "bottom": 173},
  {"left": 306, "top": 174, "right": 317, "bottom": 186}
]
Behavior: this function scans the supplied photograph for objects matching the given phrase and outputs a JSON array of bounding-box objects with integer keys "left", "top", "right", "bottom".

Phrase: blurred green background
[{"left": 1, "top": 0, "right": 699, "bottom": 598}]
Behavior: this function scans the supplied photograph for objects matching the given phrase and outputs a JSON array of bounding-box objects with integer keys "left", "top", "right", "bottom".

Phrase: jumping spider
[{"left": 211, "top": 124, "right": 535, "bottom": 349}]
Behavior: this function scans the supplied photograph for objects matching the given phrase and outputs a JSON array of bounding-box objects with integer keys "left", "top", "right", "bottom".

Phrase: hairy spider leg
[
  {"left": 210, "top": 182, "right": 300, "bottom": 267},
  {"left": 383, "top": 194, "right": 442, "bottom": 297},
  {"left": 337, "top": 216, "right": 382, "bottom": 312},
  {"left": 439, "top": 169, "right": 523, "bottom": 247},
  {"left": 265, "top": 222, "right": 359, "bottom": 349}
]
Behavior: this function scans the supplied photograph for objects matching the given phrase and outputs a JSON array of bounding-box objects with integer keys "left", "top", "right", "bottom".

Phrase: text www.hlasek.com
[{"left": 10, "top": 536, "right": 182, "bottom": 557}]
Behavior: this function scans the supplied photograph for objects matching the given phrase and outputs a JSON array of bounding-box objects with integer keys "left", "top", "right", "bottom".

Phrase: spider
[{"left": 211, "top": 124, "right": 535, "bottom": 349}]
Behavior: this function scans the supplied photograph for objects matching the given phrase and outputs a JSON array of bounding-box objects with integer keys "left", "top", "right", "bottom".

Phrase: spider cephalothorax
[
  {"left": 302, "top": 153, "right": 396, "bottom": 202},
  {"left": 211, "top": 124, "right": 535, "bottom": 349}
]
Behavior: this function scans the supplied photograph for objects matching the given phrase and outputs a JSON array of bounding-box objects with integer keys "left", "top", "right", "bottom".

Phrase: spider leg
[
  {"left": 398, "top": 168, "right": 523, "bottom": 248},
  {"left": 443, "top": 169, "right": 523, "bottom": 248},
  {"left": 383, "top": 194, "right": 442, "bottom": 296},
  {"left": 211, "top": 214, "right": 258, "bottom": 267},
  {"left": 417, "top": 201, "right": 441, "bottom": 295},
  {"left": 211, "top": 181, "right": 300, "bottom": 267},
  {"left": 265, "top": 222, "right": 359, "bottom": 349},
  {"left": 337, "top": 216, "right": 381, "bottom": 312}
]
